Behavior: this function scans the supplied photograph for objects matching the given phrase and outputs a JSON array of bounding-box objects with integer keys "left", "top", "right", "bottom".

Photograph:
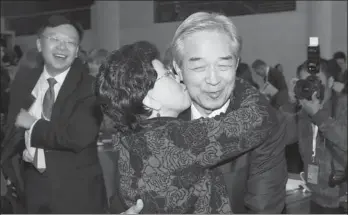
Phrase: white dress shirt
[
  {"left": 191, "top": 99, "right": 230, "bottom": 120},
  {"left": 22, "top": 66, "right": 69, "bottom": 170}
]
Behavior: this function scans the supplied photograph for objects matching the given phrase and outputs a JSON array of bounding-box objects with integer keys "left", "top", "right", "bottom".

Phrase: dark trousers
[
  {"left": 310, "top": 200, "right": 345, "bottom": 214},
  {"left": 23, "top": 163, "right": 52, "bottom": 214},
  {"left": 23, "top": 161, "right": 108, "bottom": 214}
]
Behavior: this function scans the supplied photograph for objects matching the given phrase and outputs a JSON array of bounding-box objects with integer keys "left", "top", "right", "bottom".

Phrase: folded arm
[{"left": 31, "top": 95, "right": 102, "bottom": 152}]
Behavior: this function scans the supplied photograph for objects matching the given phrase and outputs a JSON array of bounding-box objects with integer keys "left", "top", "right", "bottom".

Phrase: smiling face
[
  {"left": 36, "top": 24, "right": 79, "bottom": 74},
  {"left": 176, "top": 30, "right": 239, "bottom": 115}
]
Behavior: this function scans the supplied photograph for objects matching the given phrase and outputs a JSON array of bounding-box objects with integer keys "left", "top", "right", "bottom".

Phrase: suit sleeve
[
  {"left": 189, "top": 81, "right": 279, "bottom": 164},
  {"left": 271, "top": 70, "right": 289, "bottom": 109},
  {"left": 31, "top": 95, "right": 102, "bottom": 153},
  {"left": 244, "top": 118, "right": 288, "bottom": 213}
]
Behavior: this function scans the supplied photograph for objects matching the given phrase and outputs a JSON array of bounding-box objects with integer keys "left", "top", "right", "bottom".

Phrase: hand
[
  {"left": 15, "top": 109, "right": 37, "bottom": 129},
  {"left": 332, "top": 81, "right": 345, "bottom": 93},
  {"left": 299, "top": 92, "right": 322, "bottom": 116},
  {"left": 121, "top": 199, "right": 144, "bottom": 214}
]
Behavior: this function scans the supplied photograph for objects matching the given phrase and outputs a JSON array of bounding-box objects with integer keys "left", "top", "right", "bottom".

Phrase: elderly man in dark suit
[
  {"left": 252, "top": 59, "right": 289, "bottom": 109},
  {"left": 0, "top": 15, "right": 107, "bottom": 213},
  {"left": 163, "top": 12, "right": 287, "bottom": 213}
]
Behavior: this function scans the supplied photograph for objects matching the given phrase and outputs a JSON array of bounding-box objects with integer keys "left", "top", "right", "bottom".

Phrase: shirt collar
[
  {"left": 42, "top": 66, "right": 70, "bottom": 85},
  {"left": 191, "top": 99, "right": 230, "bottom": 119}
]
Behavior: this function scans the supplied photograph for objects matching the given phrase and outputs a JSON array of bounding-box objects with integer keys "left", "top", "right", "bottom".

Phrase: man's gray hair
[{"left": 165, "top": 12, "right": 242, "bottom": 70}]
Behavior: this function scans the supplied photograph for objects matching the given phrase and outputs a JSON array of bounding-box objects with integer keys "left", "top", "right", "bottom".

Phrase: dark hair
[
  {"left": 96, "top": 41, "right": 160, "bottom": 133},
  {"left": 37, "top": 15, "right": 84, "bottom": 42},
  {"left": 251, "top": 59, "right": 267, "bottom": 69},
  {"left": 296, "top": 58, "right": 331, "bottom": 79},
  {"left": 333, "top": 51, "right": 346, "bottom": 61}
]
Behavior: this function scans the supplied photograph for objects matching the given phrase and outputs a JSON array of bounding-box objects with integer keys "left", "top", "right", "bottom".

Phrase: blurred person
[
  {"left": 236, "top": 59, "right": 258, "bottom": 88},
  {"left": 164, "top": 12, "right": 287, "bottom": 213},
  {"left": 11, "top": 48, "right": 43, "bottom": 82},
  {"left": 1, "top": 15, "right": 107, "bottom": 213},
  {"left": 97, "top": 40, "right": 278, "bottom": 214},
  {"left": 0, "top": 39, "right": 11, "bottom": 140},
  {"left": 86, "top": 48, "right": 112, "bottom": 131},
  {"left": 252, "top": 59, "right": 289, "bottom": 109},
  {"left": 78, "top": 48, "right": 88, "bottom": 66},
  {"left": 333, "top": 51, "right": 347, "bottom": 75},
  {"left": 87, "top": 48, "right": 108, "bottom": 77},
  {"left": 328, "top": 53, "right": 347, "bottom": 94},
  {"left": 13, "top": 45, "right": 23, "bottom": 64},
  {"left": 280, "top": 59, "right": 347, "bottom": 213},
  {"left": 275, "top": 63, "right": 284, "bottom": 73}
]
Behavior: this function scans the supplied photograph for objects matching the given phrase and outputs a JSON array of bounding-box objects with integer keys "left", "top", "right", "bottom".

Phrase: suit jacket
[
  {"left": 0, "top": 59, "right": 107, "bottom": 213},
  {"left": 179, "top": 79, "right": 288, "bottom": 213},
  {"left": 267, "top": 67, "right": 289, "bottom": 109}
]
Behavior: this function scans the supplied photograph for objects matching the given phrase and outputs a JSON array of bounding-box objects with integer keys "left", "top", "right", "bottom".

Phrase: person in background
[
  {"left": 10, "top": 48, "right": 43, "bottom": 82},
  {"left": 0, "top": 39, "right": 11, "bottom": 140},
  {"left": 280, "top": 59, "right": 347, "bottom": 214},
  {"left": 333, "top": 51, "right": 347, "bottom": 76},
  {"left": 86, "top": 48, "right": 113, "bottom": 131},
  {"left": 87, "top": 48, "right": 109, "bottom": 77},
  {"left": 236, "top": 58, "right": 258, "bottom": 88},
  {"left": 252, "top": 59, "right": 289, "bottom": 109},
  {"left": 78, "top": 48, "right": 88, "bottom": 66},
  {"left": 328, "top": 52, "right": 347, "bottom": 94},
  {"left": 13, "top": 45, "right": 23, "bottom": 65},
  {"left": 164, "top": 12, "right": 287, "bottom": 213},
  {"left": 275, "top": 63, "right": 284, "bottom": 73}
]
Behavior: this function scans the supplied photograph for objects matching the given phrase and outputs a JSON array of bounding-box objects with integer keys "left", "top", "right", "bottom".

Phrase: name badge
[{"left": 307, "top": 164, "right": 319, "bottom": 184}]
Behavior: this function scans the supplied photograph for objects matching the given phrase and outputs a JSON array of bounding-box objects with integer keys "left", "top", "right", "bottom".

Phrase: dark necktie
[
  {"left": 34, "top": 78, "right": 57, "bottom": 173},
  {"left": 42, "top": 78, "right": 57, "bottom": 120}
]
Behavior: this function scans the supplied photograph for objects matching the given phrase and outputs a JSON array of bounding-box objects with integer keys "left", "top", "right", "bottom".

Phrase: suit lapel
[
  {"left": 178, "top": 107, "right": 191, "bottom": 121},
  {"left": 50, "top": 59, "right": 85, "bottom": 120},
  {"left": 4, "top": 66, "right": 42, "bottom": 141},
  {"left": 17, "top": 66, "right": 43, "bottom": 111}
]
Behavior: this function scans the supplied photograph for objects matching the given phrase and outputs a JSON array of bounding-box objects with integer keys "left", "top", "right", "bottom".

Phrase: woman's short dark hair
[{"left": 96, "top": 41, "right": 160, "bottom": 133}]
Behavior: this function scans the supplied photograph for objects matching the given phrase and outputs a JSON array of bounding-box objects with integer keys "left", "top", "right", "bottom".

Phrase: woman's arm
[{"left": 125, "top": 79, "right": 279, "bottom": 169}]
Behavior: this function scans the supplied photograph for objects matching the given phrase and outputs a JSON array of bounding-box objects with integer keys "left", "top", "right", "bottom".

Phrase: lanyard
[{"left": 311, "top": 124, "right": 319, "bottom": 162}]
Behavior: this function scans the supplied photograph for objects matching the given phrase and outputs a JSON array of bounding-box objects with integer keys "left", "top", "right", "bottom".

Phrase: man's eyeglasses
[
  {"left": 41, "top": 35, "right": 78, "bottom": 49},
  {"left": 156, "top": 70, "right": 178, "bottom": 82}
]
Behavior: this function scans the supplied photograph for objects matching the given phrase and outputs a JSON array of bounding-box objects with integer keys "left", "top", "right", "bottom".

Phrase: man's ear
[
  {"left": 75, "top": 46, "right": 80, "bottom": 58},
  {"left": 36, "top": 38, "right": 42, "bottom": 52},
  {"left": 173, "top": 60, "right": 183, "bottom": 82},
  {"left": 328, "top": 76, "right": 334, "bottom": 89},
  {"left": 142, "top": 90, "right": 162, "bottom": 111}
]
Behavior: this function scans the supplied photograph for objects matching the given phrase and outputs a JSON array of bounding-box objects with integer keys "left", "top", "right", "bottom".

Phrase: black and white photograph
[{"left": 0, "top": 1, "right": 347, "bottom": 214}]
